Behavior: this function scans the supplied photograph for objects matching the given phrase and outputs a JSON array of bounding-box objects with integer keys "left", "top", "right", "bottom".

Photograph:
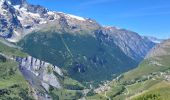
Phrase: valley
[{"left": 0, "top": 0, "right": 169, "bottom": 100}]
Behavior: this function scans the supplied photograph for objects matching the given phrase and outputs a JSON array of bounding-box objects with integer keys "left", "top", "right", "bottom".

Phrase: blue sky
[{"left": 27, "top": 0, "right": 170, "bottom": 39}]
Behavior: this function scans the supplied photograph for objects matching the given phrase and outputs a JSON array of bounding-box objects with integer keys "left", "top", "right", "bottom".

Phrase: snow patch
[
  {"left": 47, "top": 11, "right": 55, "bottom": 15},
  {"left": 0, "top": 0, "right": 5, "bottom": 6},
  {"left": 0, "top": 0, "right": 5, "bottom": 10},
  {"left": 14, "top": 6, "right": 40, "bottom": 18},
  {"left": 27, "top": 12, "right": 40, "bottom": 17},
  {"left": 66, "top": 14, "right": 86, "bottom": 21},
  {"left": 151, "top": 40, "right": 162, "bottom": 43},
  {"left": 144, "top": 36, "right": 164, "bottom": 44},
  {"left": 105, "top": 26, "right": 121, "bottom": 30},
  {"left": 7, "top": 31, "right": 22, "bottom": 42},
  {"left": 39, "top": 20, "right": 47, "bottom": 24},
  {"left": 7, "top": 37, "right": 20, "bottom": 43},
  {"left": 0, "top": 8, "right": 7, "bottom": 15},
  {"left": 13, "top": 5, "right": 20, "bottom": 10},
  {"left": 17, "top": 15, "right": 24, "bottom": 20},
  {"left": 7, "top": 1, "right": 11, "bottom": 5},
  {"left": 20, "top": 7, "right": 27, "bottom": 12}
]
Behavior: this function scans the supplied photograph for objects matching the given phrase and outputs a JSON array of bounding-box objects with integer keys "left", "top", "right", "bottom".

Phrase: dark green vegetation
[
  {"left": 0, "top": 41, "right": 33, "bottom": 100},
  {"left": 49, "top": 87, "right": 83, "bottom": 100},
  {"left": 18, "top": 31, "right": 138, "bottom": 85},
  {"left": 52, "top": 71, "right": 84, "bottom": 90},
  {"left": 0, "top": 55, "right": 6, "bottom": 62}
]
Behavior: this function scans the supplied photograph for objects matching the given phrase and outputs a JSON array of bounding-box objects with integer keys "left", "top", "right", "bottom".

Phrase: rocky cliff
[{"left": 17, "top": 56, "right": 63, "bottom": 91}]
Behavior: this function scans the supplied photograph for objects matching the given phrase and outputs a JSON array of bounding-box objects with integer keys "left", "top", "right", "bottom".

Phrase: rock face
[
  {"left": 16, "top": 56, "right": 63, "bottom": 91},
  {"left": 103, "top": 27, "right": 156, "bottom": 61}
]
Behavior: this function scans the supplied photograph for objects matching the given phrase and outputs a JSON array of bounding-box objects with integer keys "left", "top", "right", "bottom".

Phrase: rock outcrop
[{"left": 17, "top": 56, "right": 63, "bottom": 91}]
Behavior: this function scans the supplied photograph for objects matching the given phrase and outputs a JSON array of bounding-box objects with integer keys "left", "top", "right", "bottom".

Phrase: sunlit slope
[
  {"left": 122, "top": 39, "right": 170, "bottom": 82},
  {"left": 120, "top": 39, "right": 170, "bottom": 100}
]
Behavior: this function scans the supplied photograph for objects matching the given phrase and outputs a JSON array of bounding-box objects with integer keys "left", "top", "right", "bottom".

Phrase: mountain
[
  {"left": 0, "top": 0, "right": 158, "bottom": 100},
  {"left": 103, "top": 27, "right": 155, "bottom": 61},
  {"left": 146, "top": 39, "right": 170, "bottom": 58},
  {"left": 88, "top": 39, "right": 170, "bottom": 100},
  {"left": 16, "top": 22, "right": 155, "bottom": 84},
  {"left": 0, "top": 0, "right": 156, "bottom": 87},
  {"left": 0, "top": 0, "right": 155, "bottom": 61},
  {"left": 142, "top": 36, "right": 165, "bottom": 43},
  {"left": 0, "top": 0, "right": 100, "bottom": 42}
]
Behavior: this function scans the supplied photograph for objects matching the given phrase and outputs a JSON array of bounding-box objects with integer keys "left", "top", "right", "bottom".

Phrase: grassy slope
[
  {"left": 132, "top": 81, "right": 170, "bottom": 100},
  {"left": 126, "top": 55, "right": 170, "bottom": 100},
  {"left": 118, "top": 41, "right": 170, "bottom": 99},
  {"left": 0, "top": 40, "right": 33, "bottom": 100},
  {"left": 121, "top": 55, "right": 170, "bottom": 82},
  {"left": 122, "top": 40, "right": 170, "bottom": 82}
]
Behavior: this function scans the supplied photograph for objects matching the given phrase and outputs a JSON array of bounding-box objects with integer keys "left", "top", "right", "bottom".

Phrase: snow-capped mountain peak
[{"left": 0, "top": 0, "right": 98, "bottom": 42}]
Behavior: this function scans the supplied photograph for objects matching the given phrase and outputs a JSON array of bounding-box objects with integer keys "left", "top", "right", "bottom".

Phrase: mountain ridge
[{"left": 0, "top": 0, "right": 156, "bottom": 62}]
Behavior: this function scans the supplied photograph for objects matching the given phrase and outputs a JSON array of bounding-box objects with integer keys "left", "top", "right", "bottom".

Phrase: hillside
[
  {"left": 0, "top": 40, "right": 34, "bottom": 100},
  {"left": 0, "top": 39, "right": 87, "bottom": 100},
  {"left": 87, "top": 39, "right": 170, "bottom": 100},
  {"left": 18, "top": 30, "right": 139, "bottom": 85}
]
